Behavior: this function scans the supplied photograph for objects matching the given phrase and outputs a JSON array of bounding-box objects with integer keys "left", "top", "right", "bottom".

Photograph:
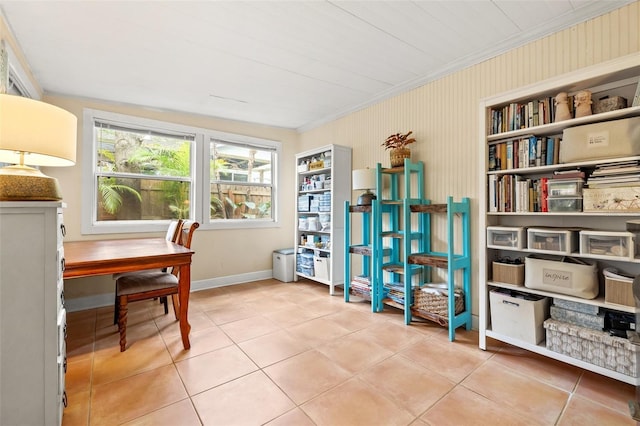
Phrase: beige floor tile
[
  {"left": 462, "top": 361, "right": 569, "bottom": 424},
  {"left": 285, "top": 317, "right": 352, "bottom": 347},
  {"left": 62, "top": 389, "right": 90, "bottom": 426},
  {"left": 316, "top": 332, "right": 394, "bottom": 374},
  {"left": 192, "top": 371, "right": 294, "bottom": 425},
  {"left": 265, "top": 408, "right": 316, "bottom": 426},
  {"left": 359, "top": 354, "right": 456, "bottom": 416},
  {"left": 239, "top": 329, "right": 311, "bottom": 367},
  {"left": 557, "top": 394, "right": 636, "bottom": 425},
  {"left": 263, "top": 305, "right": 323, "bottom": 327},
  {"left": 163, "top": 324, "right": 234, "bottom": 362},
  {"left": 175, "top": 345, "right": 258, "bottom": 395},
  {"left": 493, "top": 345, "right": 582, "bottom": 392},
  {"left": 219, "top": 314, "right": 281, "bottom": 342},
  {"left": 323, "top": 308, "right": 385, "bottom": 332},
  {"left": 204, "top": 304, "right": 260, "bottom": 325},
  {"left": 421, "top": 386, "right": 543, "bottom": 426},
  {"left": 155, "top": 310, "right": 215, "bottom": 338},
  {"left": 121, "top": 399, "right": 201, "bottom": 426},
  {"left": 92, "top": 333, "right": 173, "bottom": 385},
  {"left": 264, "top": 349, "right": 352, "bottom": 404},
  {"left": 302, "top": 377, "right": 414, "bottom": 426},
  {"left": 90, "top": 364, "right": 188, "bottom": 426},
  {"left": 401, "top": 337, "right": 490, "bottom": 382},
  {"left": 574, "top": 370, "right": 636, "bottom": 415},
  {"left": 65, "top": 357, "right": 93, "bottom": 394},
  {"left": 350, "top": 321, "right": 426, "bottom": 352}
]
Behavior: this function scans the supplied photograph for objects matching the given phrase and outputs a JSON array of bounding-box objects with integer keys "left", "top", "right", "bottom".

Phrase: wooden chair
[
  {"left": 113, "top": 219, "right": 183, "bottom": 324},
  {"left": 115, "top": 220, "right": 199, "bottom": 351}
]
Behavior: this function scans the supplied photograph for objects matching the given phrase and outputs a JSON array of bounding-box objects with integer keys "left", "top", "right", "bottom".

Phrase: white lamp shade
[
  {"left": 0, "top": 94, "right": 77, "bottom": 167},
  {"left": 352, "top": 168, "right": 376, "bottom": 190}
]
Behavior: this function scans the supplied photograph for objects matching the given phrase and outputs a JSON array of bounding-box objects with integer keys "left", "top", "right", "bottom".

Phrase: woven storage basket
[{"left": 413, "top": 285, "right": 464, "bottom": 325}]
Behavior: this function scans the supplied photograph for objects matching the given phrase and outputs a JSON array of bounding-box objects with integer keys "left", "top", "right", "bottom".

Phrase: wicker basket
[{"left": 412, "top": 285, "right": 464, "bottom": 326}]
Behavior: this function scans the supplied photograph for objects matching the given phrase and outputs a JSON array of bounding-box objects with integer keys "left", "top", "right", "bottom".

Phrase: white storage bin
[
  {"left": 579, "top": 230, "right": 634, "bottom": 260},
  {"left": 547, "top": 179, "right": 584, "bottom": 197},
  {"left": 313, "top": 256, "right": 330, "bottom": 280},
  {"left": 527, "top": 227, "right": 578, "bottom": 255},
  {"left": 524, "top": 255, "right": 598, "bottom": 299},
  {"left": 560, "top": 116, "right": 640, "bottom": 163},
  {"left": 487, "top": 226, "right": 525, "bottom": 249},
  {"left": 490, "top": 288, "right": 550, "bottom": 344}
]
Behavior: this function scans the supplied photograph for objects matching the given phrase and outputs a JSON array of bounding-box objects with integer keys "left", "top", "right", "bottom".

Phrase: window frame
[{"left": 82, "top": 109, "right": 281, "bottom": 235}]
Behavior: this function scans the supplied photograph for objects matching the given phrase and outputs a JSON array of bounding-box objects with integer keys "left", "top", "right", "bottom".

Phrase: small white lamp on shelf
[
  {"left": 352, "top": 168, "right": 377, "bottom": 206},
  {"left": 0, "top": 94, "right": 77, "bottom": 201}
]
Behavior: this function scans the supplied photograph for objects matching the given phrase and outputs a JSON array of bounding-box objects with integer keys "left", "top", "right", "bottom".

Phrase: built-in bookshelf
[{"left": 479, "top": 53, "right": 640, "bottom": 386}]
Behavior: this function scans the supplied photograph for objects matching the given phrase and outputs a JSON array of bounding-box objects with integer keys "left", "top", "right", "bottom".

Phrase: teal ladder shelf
[
  {"left": 344, "top": 201, "right": 376, "bottom": 309},
  {"left": 372, "top": 159, "right": 425, "bottom": 315},
  {"left": 408, "top": 196, "right": 472, "bottom": 341}
]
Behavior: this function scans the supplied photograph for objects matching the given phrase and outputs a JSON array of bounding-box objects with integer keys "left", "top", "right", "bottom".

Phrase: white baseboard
[{"left": 64, "top": 270, "right": 273, "bottom": 312}]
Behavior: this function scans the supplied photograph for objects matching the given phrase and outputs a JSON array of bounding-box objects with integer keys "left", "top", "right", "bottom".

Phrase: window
[
  {"left": 82, "top": 109, "right": 281, "bottom": 234},
  {"left": 209, "top": 138, "right": 275, "bottom": 221}
]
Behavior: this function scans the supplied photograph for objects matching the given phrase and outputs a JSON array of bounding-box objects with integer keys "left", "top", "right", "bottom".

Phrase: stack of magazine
[{"left": 586, "top": 160, "right": 640, "bottom": 188}]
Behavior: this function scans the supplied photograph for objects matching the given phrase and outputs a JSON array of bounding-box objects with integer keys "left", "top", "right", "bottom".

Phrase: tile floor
[{"left": 63, "top": 279, "right": 636, "bottom": 426}]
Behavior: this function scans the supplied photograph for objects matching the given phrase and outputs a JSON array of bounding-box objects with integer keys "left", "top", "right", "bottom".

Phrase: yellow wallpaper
[{"left": 299, "top": 1, "right": 640, "bottom": 315}]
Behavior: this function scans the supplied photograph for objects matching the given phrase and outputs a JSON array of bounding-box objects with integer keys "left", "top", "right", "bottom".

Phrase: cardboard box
[
  {"left": 605, "top": 275, "right": 634, "bottom": 307},
  {"left": 583, "top": 186, "right": 640, "bottom": 212},
  {"left": 492, "top": 262, "right": 524, "bottom": 286},
  {"left": 559, "top": 116, "right": 640, "bottom": 163},
  {"left": 490, "top": 289, "right": 550, "bottom": 344},
  {"left": 524, "top": 255, "right": 598, "bottom": 299}
]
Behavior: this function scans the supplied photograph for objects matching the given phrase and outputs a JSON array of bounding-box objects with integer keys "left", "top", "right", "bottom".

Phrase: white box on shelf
[
  {"left": 487, "top": 226, "right": 525, "bottom": 249},
  {"left": 579, "top": 230, "right": 634, "bottom": 260},
  {"left": 559, "top": 116, "right": 640, "bottom": 163},
  {"left": 489, "top": 289, "right": 550, "bottom": 344},
  {"left": 527, "top": 227, "right": 579, "bottom": 255},
  {"left": 313, "top": 256, "right": 330, "bottom": 280},
  {"left": 524, "top": 255, "right": 598, "bottom": 299}
]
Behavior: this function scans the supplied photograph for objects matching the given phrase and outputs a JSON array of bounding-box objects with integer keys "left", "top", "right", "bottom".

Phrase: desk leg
[{"left": 179, "top": 263, "right": 192, "bottom": 349}]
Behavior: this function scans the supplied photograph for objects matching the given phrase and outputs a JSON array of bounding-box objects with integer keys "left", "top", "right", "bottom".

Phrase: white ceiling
[{"left": 0, "top": 1, "right": 633, "bottom": 131}]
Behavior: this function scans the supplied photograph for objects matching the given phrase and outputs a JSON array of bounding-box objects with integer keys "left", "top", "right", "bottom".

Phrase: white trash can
[{"left": 273, "top": 248, "right": 295, "bottom": 282}]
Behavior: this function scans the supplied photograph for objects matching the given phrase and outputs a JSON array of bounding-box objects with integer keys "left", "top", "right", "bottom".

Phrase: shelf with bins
[
  {"left": 479, "top": 54, "right": 640, "bottom": 385},
  {"left": 294, "top": 144, "right": 352, "bottom": 295}
]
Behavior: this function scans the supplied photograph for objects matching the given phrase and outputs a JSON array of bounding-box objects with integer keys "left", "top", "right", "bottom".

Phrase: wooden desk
[{"left": 64, "top": 238, "right": 194, "bottom": 349}]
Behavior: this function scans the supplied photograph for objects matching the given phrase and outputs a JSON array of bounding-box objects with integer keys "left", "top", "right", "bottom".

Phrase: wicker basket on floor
[{"left": 412, "top": 285, "right": 464, "bottom": 326}]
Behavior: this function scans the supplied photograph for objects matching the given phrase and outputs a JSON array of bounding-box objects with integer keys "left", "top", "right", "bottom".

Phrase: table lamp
[
  {"left": 0, "top": 94, "right": 77, "bottom": 201},
  {"left": 352, "top": 168, "right": 377, "bottom": 206}
]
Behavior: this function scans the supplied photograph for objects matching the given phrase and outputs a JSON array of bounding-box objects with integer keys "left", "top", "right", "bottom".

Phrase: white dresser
[{"left": 0, "top": 201, "right": 66, "bottom": 426}]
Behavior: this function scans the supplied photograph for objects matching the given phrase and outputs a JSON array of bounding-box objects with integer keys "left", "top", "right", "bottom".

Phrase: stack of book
[
  {"left": 350, "top": 275, "right": 371, "bottom": 297},
  {"left": 384, "top": 282, "right": 406, "bottom": 304},
  {"left": 587, "top": 161, "right": 640, "bottom": 188}
]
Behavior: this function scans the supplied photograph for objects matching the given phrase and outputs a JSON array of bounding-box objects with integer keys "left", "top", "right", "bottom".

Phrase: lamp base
[
  {"left": 0, "top": 165, "right": 63, "bottom": 201},
  {"left": 357, "top": 190, "right": 377, "bottom": 206}
]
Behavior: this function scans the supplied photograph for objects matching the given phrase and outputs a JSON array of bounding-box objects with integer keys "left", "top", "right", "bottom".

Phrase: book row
[
  {"left": 489, "top": 96, "right": 571, "bottom": 134},
  {"left": 488, "top": 136, "right": 561, "bottom": 171}
]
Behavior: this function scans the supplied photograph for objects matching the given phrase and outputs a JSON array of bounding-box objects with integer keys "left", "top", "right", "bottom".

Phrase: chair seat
[{"left": 116, "top": 271, "right": 178, "bottom": 296}]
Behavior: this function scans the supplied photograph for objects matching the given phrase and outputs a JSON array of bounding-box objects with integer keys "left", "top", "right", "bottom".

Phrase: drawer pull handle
[
  {"left": 61, "top": 257, "right": 65, "bottom": 272},
  {"left": 60, "top": 223, "right": 66, "bottom": 237},
  {"left": 62, "top": 391, "right": 68, "bottom": 408},
  {"left": 502, "top": 300, "right": 520, "bottom": 307}
]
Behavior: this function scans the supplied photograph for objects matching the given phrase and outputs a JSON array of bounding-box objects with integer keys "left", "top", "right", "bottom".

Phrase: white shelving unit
[
  {"left": 294, "top": 144, "right": 352, "bottom": 295},
  {"left": 478, "top": 54, "right": 640, "bottom": 386},
  {"left": 0, "top": 201, "right": 67, "bottom": 425}
]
